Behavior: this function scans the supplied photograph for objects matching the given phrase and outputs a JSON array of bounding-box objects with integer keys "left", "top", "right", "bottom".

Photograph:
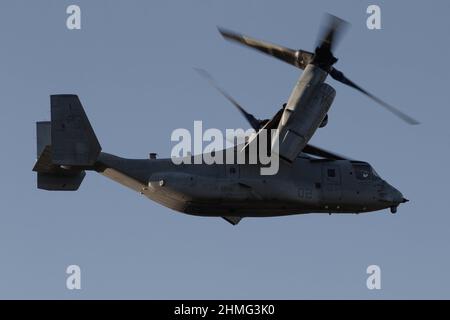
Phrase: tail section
[
  {"left": 33, "top": 95, "right": 101, "bottom": 190},
  {"left": 51, "top": 95, "right": 101, "bottom": 166}
]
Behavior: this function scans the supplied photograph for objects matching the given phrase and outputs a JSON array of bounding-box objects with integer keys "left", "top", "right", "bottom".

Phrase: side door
[{"left": 322, "top": 164, "right": 342, "bottom": 203}]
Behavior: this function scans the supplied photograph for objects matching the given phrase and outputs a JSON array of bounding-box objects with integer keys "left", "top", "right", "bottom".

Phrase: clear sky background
[{"left": 0, "top": 0, "right": 449, "bottom": 299}]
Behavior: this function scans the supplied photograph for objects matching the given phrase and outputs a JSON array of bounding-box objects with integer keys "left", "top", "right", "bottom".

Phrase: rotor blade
[
  {"left": 240, "top": 108, "right": 284, "bottom": 152},
  {"left": 194, "top": 68, "right": 261, "bottom": 130},
  {"left": 317, "top": 14, "right": 349, "bottom": 52},
  {"left": 218, "top": 27, "right": 313, "bottom": 70},
  {"left": 302, "top": 144, "right": 348, "bottom": 160},
  {"left": 330, "top": 68, "right": 420, "bottom": 125}
]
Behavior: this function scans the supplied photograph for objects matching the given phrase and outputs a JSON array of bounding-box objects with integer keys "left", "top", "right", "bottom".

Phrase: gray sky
[{"left": 0, "top": 0, "right": 449, "bottom": 299}]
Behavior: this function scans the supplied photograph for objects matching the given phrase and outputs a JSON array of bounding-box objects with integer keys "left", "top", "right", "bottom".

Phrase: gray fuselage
[{"left": 96, "top": 151, "right": 404, "bottom": 218}]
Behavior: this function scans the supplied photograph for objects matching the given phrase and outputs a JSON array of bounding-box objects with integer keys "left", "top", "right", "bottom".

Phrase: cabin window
[{"left": 327, "top": 169, "right": 336, "bottom": 178}]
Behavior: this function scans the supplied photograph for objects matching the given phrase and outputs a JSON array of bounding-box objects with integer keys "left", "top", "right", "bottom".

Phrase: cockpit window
[
  {"left": 353, "top": 164, "right": 372, "bottom": 180},
  {"left": 372, "top": 169, "right": 379, "bottom": 178}
]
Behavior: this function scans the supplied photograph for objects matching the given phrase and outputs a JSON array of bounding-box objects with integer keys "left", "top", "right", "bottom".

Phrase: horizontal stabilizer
[
  {"left": 37, "top": 171, "right": 86, "bottom": 191},
  {"left": 33, "top": 145, "right": 86, "bottom": 190},
  {"left": 33, "top": 145, "right": 59, "bottom": 173}
]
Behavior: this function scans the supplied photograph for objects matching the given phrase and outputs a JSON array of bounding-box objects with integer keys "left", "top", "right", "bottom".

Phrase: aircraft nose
[
  {"left": 389, "top": 185, "right": 403, "bottom": 203},
  {"left": 379, "top": 182, "right": 408, "bottom": 212}
]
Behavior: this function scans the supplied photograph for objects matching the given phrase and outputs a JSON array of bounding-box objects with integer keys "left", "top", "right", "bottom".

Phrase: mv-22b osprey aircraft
[{"left": 33, "top": 15, "right": 417, "bottom": 225}]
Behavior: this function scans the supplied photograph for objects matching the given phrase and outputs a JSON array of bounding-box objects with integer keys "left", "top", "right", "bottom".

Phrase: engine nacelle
[
  {"left": 273, "top": 76, "right": 336, "bottom": 163},
  {"left": 270, "top": 64, "right": 336, "bottom": 162}
]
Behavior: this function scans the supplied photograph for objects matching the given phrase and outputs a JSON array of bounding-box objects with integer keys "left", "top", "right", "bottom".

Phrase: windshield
[
  {"left": 353, "top": 163, "right": 373, "bottom": 180},
  {"left": 372, "top": 168, "right": 380, "bottom": 178}
]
